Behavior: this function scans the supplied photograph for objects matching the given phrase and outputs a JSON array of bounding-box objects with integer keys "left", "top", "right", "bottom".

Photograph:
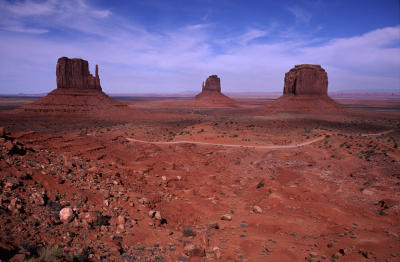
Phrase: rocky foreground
[{"left": 0, "top": 112, "right": 399, "bottom": 261}]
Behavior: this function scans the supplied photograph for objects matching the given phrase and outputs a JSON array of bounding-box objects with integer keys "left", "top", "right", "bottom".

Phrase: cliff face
[
  {"left": 193, "top": 75, "right": 238, "bottom": 108},
  {"left": 56, "top": 57, "right": 101, "bottom": 90},
  {"left": 201, "top": 75, "right": 221, "bottom": 93},
  {"left": 265, "top": 64, "right": 344, "bottom": 113},
  {"left": 283, "top": 64, "right": 327, "bottom": 96},
  {"left": 23, "top": 57, "right": 127, "bottom": 114}
]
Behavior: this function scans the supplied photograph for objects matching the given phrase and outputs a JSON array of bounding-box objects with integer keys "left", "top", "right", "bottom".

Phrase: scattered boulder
[
  {"left": 116, "top": 215, "right": 125, "bottom": 225},
  {"left": 208, "top": 222, "right": 219, "bottom": 230},
  {"left": 221, "top": 214, "right": 232, "bottom": 221},
  {"left": 148, "top": 210, "right": 162, "bottom": 220},
  {"left": 182, "top": 225, "right": 196, "bottom": 237},
  {"left": 183, "top": 242, "right": 205, "bottom": 257},
  {"left": 7, "top": 198, "right": 23, "bottom": 214},
  {"left": 253, "top": 205, "right": 262, "bottom": 213},
  {"left": 30, "top": 192, "right": 46, "bottom": 206},
  {"left": 59, "top": 207, "right": 74, "bottom": 223},
  {"left": 213, "top": 246, "right": 221, "bottom": 259},
  {"left": 0, "top": 127, "right": 6, "bottom": 137}
]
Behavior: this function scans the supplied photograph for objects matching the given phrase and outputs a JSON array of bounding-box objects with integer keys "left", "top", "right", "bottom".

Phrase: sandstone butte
[
  {"left": 192, "top": 75, "right": 238, "bottom": 108},
  {"left": 265, "top": 64, "right": 344, "bottom": 113},
  {"left": 23, "top": 57, "right": 126, "bottom": 114}
]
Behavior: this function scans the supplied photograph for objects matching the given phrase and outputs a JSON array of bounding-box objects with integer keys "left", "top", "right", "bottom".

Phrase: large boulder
[
  {"left": 56, "top": 57, "right": 101, "bottom": 90},
  {"left": 283, "top": 64, "right": 327, "bottom": 96}
]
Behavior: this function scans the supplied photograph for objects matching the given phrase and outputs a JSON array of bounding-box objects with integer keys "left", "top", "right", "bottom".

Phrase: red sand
[{"left": 0, "top": 96, "right": 399, "bottom": 261}]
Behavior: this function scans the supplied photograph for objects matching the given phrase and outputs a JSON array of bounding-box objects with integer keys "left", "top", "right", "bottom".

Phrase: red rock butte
[
  {"left": 201, "top": 75, "right": 221, "bottom": 92},
  {"left": 56, "top": 57, "right": 101, "bottom": 90},
  {"left": 192, "top": 75, "right": 238, "bottom": 108},
  {"left": 266, "top": 64, "right": 344, "bottom": 113},
  {"left": 23, "top": 57, "right": 126, "bottom": 114},
  {"left": 283, "top": 64, "right": 328, "bottom": 96}
]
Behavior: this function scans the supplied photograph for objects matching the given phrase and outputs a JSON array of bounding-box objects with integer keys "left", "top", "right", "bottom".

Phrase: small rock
[
  {"left": 80, "top": 211, "right": 96, "bottom": 225},
  {"left": 253, "top": 205, "right": 262, "bottom": 213},
  {"left": 208, "top": 222, "right": 219, "bottom": 230},
  {"left": 8, "top": 198, "right": 22, "bottom": 214},
  {"left": 59, "top": 207, "right": 74, "bottom": 223},
  {"left": 139, "top": 198, "right": 149, "bottom": 205},
  {"left": 30, "top": 192, "right": 46, "bottom": 206},
  {"left": 213, "top": 246, "right": 221, "bottom": 259},
  {"left": 0, "top": 126, "right": 5, "bottom": 137},
  {"left": 182, "top": 225, "right": 196, "bottom": 237},
  {"left": 332, "top": 252, "right": 341, "bottom": 260},
  {"left": 184, "top": 242, "right": 205, "bottom": 257},
  {"left": 221, "top": 214, "right": 232, "bottom": 221},
  {"left": 116, "top": 215, "right": 125, "bottom": 225},
  {"left": 4, "top": 140, "right": 13, "bottom": 151},
  {"left": 149, "top": 210, "right": 162, "bottom": 220}
]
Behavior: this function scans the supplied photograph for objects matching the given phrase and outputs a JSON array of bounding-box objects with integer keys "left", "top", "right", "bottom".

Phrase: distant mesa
[
  {"left": 191, "top": 75, "right": 238, "bottom": 108},
  {"left": 265, "top": 64, "right": 344, "bottom": 113},
  {"left": 23, "top": 57, "right": 126, "bottom": 114}
]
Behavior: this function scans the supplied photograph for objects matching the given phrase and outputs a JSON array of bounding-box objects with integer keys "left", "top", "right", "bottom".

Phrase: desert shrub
[
  {"left": 37, "top": 245, "right": 63, "bottom": 262},
  {"left": 93, "top": 211, "right": 110, "bottom": 226},
  {"left": 256, "top": 181, "right": 264, "bottom": 188}
]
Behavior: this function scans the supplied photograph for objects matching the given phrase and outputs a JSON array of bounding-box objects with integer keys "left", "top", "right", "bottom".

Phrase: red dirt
[{"left": 0, "top": 97, "right": 399, "bottom": 261}]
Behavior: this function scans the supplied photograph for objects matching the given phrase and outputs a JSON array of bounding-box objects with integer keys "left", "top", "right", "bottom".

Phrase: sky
[{"left": 0, "top": 0, "right": 399, "bottom": 94}]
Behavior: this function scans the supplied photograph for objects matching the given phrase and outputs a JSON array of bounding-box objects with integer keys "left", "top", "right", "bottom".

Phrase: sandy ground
[{"left": 0, "top": 96, "right": 399, "bottom": 261}]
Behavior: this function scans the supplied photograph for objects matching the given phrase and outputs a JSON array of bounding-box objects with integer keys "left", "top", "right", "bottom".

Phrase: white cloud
[
  {"left": 5, "top": 0, "right": 56, "bottom": 16},
  {"left": 0, "top": 0, "right": 398, "bottom": 94},
  {"left": 0, "top": 0, "right": 111, "bottom": 34},
  {"left": 287, "top": 6, "right": 312, "bottom": 24}
]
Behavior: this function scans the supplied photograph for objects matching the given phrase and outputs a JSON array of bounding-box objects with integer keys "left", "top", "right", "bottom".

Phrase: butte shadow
[
  {"left": 22, "top": 57, "right": 129, "bottom": 116},
  {"left": 265, "top": 64, "right": 344, "bottom": 113}
]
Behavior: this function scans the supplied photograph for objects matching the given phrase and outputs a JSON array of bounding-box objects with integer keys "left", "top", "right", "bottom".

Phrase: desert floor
[{"left": 0, "top": 95, "right": 399, "bottom": 261}]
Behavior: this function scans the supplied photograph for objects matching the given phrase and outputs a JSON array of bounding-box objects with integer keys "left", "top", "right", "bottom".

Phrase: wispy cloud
[
  {"left": 0, "top": 0, "right": 111, "bottom": 34},
  {"left": 0, "top": 0, "right": 399, "bottom": 94},
  {"left": 287, "top": 6, "right": 312, "bottom": 24}
]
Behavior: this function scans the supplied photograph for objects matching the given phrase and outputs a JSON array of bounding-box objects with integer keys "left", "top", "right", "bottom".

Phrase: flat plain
[{"left": 0, "top": 94, "right": 399, "bottom": 261}]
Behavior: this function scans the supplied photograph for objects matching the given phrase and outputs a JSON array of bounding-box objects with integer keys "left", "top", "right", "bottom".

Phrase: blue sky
[{"left": 0, "top": 0, "right": 399, "bottom": 94}]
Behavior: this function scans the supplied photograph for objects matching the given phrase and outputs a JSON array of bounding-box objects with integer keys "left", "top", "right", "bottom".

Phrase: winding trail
[
  {"left": 361, "top": 129, "right": 396, "bottom": 137},
  {"left": 127, "top": 135, "right": 325, "bottom": 150},
  {"left": 127, "top": 129, "right": 397, "bottom": 150}
]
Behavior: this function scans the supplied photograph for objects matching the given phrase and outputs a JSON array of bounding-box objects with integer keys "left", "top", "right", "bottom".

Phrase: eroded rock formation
[
  {"left": 265, "top": 64, "right": 344, "bottom": 113},
  {"left": 283, "top": 64, "right": 327, "bottom": 96},
  {"left": 23, "top": 57, "right": 127, "bottom": 114},
  {"left": 202, "top": 75, "right": 221, "bottom": 92},
  {"left": 193, "top": 75, "right": 238, "bottom": 108},
  {"left": 56, "top": 57, "right": 101, "bottom": 90}
]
